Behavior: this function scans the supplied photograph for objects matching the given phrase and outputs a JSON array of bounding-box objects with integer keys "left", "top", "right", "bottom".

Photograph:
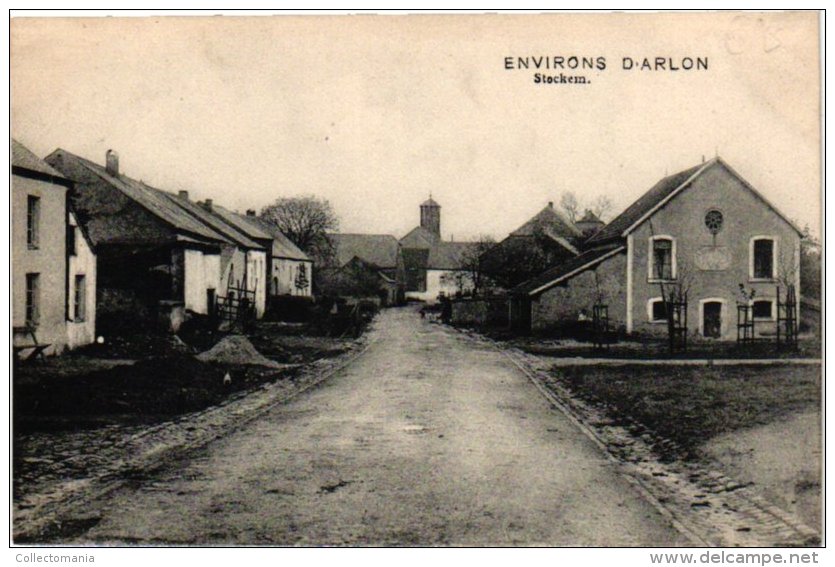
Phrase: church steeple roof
[{"left": 421, "top": 195, "right": 440, "bottom": 208}]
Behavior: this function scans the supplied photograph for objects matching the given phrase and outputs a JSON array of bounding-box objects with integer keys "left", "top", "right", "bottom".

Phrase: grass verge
[{"left": 553, "top": 363, "right": 821, "bottom": 460}]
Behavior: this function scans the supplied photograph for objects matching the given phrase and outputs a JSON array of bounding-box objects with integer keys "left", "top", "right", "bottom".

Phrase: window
[
  {"left": 704, "top": 209, "right": 724, "bottom": 235},
  {"left": 25, "top": 273, "right": 40, "bottom": 326},
  {"left": 649, "top": 236, "right": 675, "bottom": 281},
  {"left": 752, "top": 299, "right": 774, "bottom": 320},
  {"left": 67, "top": 224, "right": 77, "bottom": 256},
  {"left": 27, "top": 196, "right": 40, "bottom": 249},
  {"left": 648, "top": 298, "right": 668, "bottom": 323},
  {"left": 74, "top": 275, "right": 86, "bottom": 322},
  {"left": 751, "top": 237, "right": 776, "bottom": 280}
]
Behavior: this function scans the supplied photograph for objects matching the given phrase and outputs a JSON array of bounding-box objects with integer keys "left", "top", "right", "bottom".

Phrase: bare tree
[
  {"left": 776, "top": 244, "right": 799, "bottom": 292},
  {"left": 590, "top": 195, "right": 614, "bottom": 221},
  {"left": 260, "top": 195, "right": 339, "bottom": 263},
  {"left": 559, "top": 192, "right": 580, "bottom": 224},
  {"left": 456, "top": 236, "right": 497, "bottom": 296}
]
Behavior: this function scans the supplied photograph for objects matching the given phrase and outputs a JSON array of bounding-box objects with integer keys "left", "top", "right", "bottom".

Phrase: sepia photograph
[{"left": 8, "top": 9, "right": 823, "bottom": 552}]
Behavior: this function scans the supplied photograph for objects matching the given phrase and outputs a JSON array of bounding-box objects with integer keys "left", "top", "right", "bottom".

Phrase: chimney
[
  {"left": 105, "top": 149, "right": 119, "bottom": 176},
  {"left": 178, "top": 190, "right": 189, "bottom": 200},
  {"left": 548, "top": 201, "right": 554, "bottom": 209},
  {"left": 202, "top": 199, "right": 213, "bottom": 212},
  {"left": 246, "top": 209, "right": 256, "bottom": 217}
]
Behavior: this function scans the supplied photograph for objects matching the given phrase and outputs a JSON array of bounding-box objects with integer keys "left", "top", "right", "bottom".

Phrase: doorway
[{"left": 702, "top": 301, "right": 722, "bottom": 338}]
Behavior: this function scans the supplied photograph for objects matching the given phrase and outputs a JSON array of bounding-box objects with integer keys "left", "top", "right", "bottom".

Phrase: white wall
[
  {"left": 184, "top": 249, "right": 208, "bottom": 314},
  {"left": 247, "top": 250, "right": 268, "bottom": 317},
  {"left": 405, "top": 269, "right": 472, "bottom": 303},
  {"left": 272, "top": 258, "right": 313, "bottom": 297},
  {"left": 66, "top": 212, "right": 97, "bottom": 350},
  {"left": 204, "top": 253, "right": 221, "bottom": 299}
]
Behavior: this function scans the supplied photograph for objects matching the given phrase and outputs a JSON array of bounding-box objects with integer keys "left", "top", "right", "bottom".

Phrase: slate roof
[
  {"left": 209, "top": 205, "right": 310, "bottom": 261},
  {"left": 509, "top": 204, "right": 581, "bottom": 238},
  {"left": 166, "top": 195, "right": 264, "bottom": 250},
  {"left": 426, "top": 241, "right": 473, "bottom": 270},
  {"left": 236, "top": 214, "right": 311, "bottom": 262},
  {"left": 12, "top": 139, "right": 71, "bottom": 184},
  {"left": 586, "top": 161, "right": 710, "bottom": 245},
  {"left": 421, "top": 197, "right": 440, "bottom": 207},
  {"left": 512, "top": 244, "right": 625, "bottom": 297},
  {"left": 577, "top": 210, "right": 603, "bottom": 224},
  {"left": 399, "top": 225, "right": 440, "bottom": 249},
  {"left": 330, "top": 233, "right": 401, "bottom": 268},
  {"left": 48, "top": 149, "right": 228, "bottom": 245},
  {"left": 210, "top": 205, "right": 273, "bottom": 241}
]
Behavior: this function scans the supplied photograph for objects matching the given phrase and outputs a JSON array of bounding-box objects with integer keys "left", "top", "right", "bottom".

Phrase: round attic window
[{"left": 704, "top": 209, "right": 724, "bottom": 235}]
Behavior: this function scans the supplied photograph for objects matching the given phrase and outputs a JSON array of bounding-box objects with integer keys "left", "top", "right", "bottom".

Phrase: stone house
[
  {"left": 327, "top": 233, "right": 405, "bottom": 305},
  {"left": 510, "top": 158, "right": 803, "bottom": 339},
  {"left": 45, "top": 148, "right": 263, "bottom": 331},
  {"left": 12, "top": 139, "right": 96, "bottom": 355}
]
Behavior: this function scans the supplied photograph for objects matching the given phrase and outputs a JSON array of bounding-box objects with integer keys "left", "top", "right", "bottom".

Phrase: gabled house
[
  {"left": 480, "top": 201, "right": 582, "bottom": 290},
  {"left": 327, "top": 233, "right": 405, "bottom": 305},
  {"left": 45, "top": 148, "right": 239, "bottom": 331},
  {"left": 510, "top": 158, "right": 803, "bottom": 339},
  {"left": 209, "top": 206, "right": 313, "bottom": 299},
  {"left": 12, "top": 139, "right": 96, "bottom": 355}
]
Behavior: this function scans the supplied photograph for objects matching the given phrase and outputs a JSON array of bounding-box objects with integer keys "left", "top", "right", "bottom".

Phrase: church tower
[{"left": 420, "top": 195, "right": 441, "bottom": 237}]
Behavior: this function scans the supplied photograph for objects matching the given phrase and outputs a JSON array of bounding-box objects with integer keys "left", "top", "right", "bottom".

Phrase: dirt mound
[{"left": 197, "top": 335, "right": 283, "bottom": 368}]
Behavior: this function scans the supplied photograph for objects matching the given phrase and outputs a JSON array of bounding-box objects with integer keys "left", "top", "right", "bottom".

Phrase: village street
[{"left": 64, "top": 307, "right": 686, "bottom": 546}]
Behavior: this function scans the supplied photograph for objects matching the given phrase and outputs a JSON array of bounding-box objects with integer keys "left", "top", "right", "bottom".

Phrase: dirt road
[{"left": 67, "top": 308, "right": 686, "bottom": 546}]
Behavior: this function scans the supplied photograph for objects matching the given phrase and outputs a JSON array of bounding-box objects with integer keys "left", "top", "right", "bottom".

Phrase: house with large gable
[{"left": 510, "top": 158, "right": 803, "bottom": 339}]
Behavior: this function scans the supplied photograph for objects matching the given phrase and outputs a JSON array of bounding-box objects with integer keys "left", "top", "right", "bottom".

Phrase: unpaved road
[{"left": 62, "top": 308, "right": 686, "bottom": 546}]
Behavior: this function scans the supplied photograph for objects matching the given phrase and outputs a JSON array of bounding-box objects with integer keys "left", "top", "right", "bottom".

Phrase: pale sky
[{"left": 11, "top": 13, "right": 821, "bottom": 240}]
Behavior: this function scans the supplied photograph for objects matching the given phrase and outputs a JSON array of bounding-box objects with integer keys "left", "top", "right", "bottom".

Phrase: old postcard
[{"left": 10, "top": 11, "right": 822, "bottom": 551}]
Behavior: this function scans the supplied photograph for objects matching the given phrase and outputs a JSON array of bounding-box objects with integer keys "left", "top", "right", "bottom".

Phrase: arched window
[{"left": 648, "top": 236, "right": 676, "bottom": 281}]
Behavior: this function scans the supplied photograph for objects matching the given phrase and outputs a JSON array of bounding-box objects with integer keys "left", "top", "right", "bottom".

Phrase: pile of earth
[{"left": 197, "top": 335, "right": 285, "bottom": 368}]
